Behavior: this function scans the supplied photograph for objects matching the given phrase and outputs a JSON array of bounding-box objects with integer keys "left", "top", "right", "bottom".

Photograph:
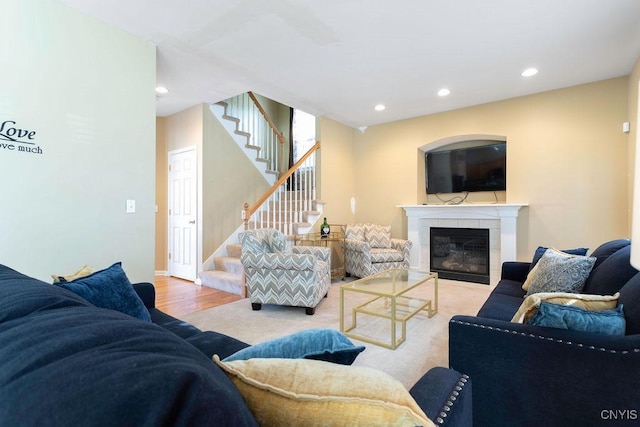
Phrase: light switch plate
[{"left": 126, "top": 199, "right": 136, "bottom": 213}]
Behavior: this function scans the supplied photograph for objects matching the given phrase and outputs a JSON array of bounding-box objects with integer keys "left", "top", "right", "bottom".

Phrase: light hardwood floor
[{"left": 154, "top": 275, "right": 242, "bottom": 318}]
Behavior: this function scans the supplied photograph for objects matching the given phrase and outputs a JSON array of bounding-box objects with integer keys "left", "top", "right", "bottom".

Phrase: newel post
[{"left": 242, "top": 203, "right": 250, "bottom": 230}]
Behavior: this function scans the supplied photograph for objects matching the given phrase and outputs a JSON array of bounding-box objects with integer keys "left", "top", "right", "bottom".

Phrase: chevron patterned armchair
[
  {"left": 239, "top": 228, "right": 331, "bottom": 315},
  {"left": 342, "top": 223, "right": 412, "bottom": 278}
]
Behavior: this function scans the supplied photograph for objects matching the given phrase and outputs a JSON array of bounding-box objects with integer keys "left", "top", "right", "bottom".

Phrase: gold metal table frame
[{"left": 340, "top": 269, "right": 438, "bottom": 349}]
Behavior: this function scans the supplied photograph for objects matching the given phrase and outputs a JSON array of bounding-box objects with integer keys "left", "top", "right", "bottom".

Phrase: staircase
[
  {"left": 199, "top": 92, "right": 322, "bottom": 297},
  {"left": 199, "top": 243, "right": 244, "bottom": 296}
]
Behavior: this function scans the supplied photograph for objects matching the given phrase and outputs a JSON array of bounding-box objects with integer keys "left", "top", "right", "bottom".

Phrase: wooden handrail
[
  {"left": 243, "top": 141, "right": 320, "bottom": 227},
  {"left": 248, "top": 91, "right": 285, "bottom": 145}
]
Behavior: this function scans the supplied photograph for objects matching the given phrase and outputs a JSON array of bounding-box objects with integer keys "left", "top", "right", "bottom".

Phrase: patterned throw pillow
[
  {"left": 525, "top": 249, "right": 596, "bottom": 296},
  {"left": 344, "top": 224, "right": 365, "bottom": 241},
  {"left": 523, "top": 248, "right": 590, "bottom": 291},
  {"left": 511, "top": 292, "right": 619, "bottom": 324},
  {"left": 365, "top": 224, "right": 392, "bottom": 248}
]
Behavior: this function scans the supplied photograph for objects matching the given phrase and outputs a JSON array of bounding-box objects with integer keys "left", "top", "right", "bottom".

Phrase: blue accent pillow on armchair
[
  {"left": 528, "top": 302, "right": 625, "bottom": 336},
  {"left": 55, "top": 262, "right": 151, "bottom": 322},
  {"left": 223, "top": 328, "right": 365, "bottom": 365}
]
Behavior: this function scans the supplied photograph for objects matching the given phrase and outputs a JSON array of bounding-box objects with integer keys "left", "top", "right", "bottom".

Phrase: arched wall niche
[
  {"left": 418, "top": 134, "right": 506, "bottom": 153},
  {"left": 416, "top": 134, "right": 507, "bottom": 204}
]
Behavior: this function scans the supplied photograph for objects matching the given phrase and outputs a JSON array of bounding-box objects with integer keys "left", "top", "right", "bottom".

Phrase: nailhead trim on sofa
[
  {"left": 435, "top": 374, "right": 470, "bottom": 425},
  {"left": 450, "top": 319, "right": 640, "bottom": 354}
]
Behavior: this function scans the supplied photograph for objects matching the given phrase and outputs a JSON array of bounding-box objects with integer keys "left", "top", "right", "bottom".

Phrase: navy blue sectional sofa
[
  {"left": 449, "top": 239, "right": 640, "bottom": 427},
  {"left": 0, "top": 263, "right": 472, "bottom": 426}
]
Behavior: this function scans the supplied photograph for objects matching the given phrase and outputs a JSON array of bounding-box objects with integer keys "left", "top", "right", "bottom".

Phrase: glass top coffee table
[{"left": 340, "top": 269, "right": 438, "bottom": 349}]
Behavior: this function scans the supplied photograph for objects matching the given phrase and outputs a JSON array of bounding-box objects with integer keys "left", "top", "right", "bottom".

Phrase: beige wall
[
  {"left": 317, "top": 118, "right": 358, "bottom": 225},
  {"left": 155, "top": 118, "right": 168, "bottom": 272},
  {"left": 0, "top": 0, "right": 156, "bottom": 282},
  {"left": 202, "top": 105, "right": 270, "bottom": 260},
  {"left": 334, "top": 77, "right": 630, "bottom": 260},
  {"left": 156, "top": 104, "right": 272, "bottom": 270}
]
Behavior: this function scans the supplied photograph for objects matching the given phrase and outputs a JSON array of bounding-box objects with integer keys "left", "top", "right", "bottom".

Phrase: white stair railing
[
  {"left": 223, "top": 92, "right": 284, "bottom": 174},
  {"left": 244, "top": 142, "right": 320, "bottom": 235}
]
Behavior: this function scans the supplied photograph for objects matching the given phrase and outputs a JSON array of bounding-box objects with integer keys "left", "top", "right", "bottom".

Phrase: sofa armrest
[
  {"left": 449, "top": 315, "right": 640, "bottom": 427},
  {"left": 343, "top": 238, "right": 371, "bottom": 255},
  {"left": 132, "top": 282, "right": 155, "bottom": 309},
  {"left": 500, "top": 261, "right": 530, "bottom": 282},
  {"left": 390, "top": 238, "right": 412, "bottom": 263},
  {"left": 410, "top": 367, "right": 472, "bottom": 427},
  {"left": 292, "top": 245, "right": 331, "bottom": 264}
]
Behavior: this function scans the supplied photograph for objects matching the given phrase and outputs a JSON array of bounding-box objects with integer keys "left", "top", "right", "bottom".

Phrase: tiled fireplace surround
[{"left": 401, "top": 204, "right": 527, "bottom": 285}]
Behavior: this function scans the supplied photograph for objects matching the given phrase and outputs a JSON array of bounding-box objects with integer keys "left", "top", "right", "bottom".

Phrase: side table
[{"left": 294, "top": 227, "right": 345, "bottom": 280}]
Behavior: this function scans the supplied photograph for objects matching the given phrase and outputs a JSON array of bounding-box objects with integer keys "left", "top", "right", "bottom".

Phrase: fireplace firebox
[{"left": 430, "top": 227, "right": 489, "bottom": 284}]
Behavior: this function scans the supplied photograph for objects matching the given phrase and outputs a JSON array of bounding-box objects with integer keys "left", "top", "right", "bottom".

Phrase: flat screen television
[{"left": 425, "top": 142, "right": 506, "bottom": 194}]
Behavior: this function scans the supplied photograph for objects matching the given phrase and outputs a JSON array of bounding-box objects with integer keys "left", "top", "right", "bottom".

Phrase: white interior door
[{"left": 168, "top": 148, "right": 197, "bottom": 281}]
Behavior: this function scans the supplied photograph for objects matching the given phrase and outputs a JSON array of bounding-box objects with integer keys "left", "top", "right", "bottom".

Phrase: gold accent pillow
[
  {"left": 213, "top": 356, "right": 434, "bottom": 427},
  {"left": 512, "top": 292, "right": 619, "bottom": 324},
  {"left": 51, "top": 265, "right": 93, "bottom": 283}
]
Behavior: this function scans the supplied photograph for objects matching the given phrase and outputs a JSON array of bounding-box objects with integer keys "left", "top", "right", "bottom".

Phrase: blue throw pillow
[
  {"left": 529, "top": 246, "right": 588, "bottom": 271},
  {"left": 55, "top": 262, "right": 151, "bottom": 322},
  {"left": 528, "top": 302, "right": 625, "bottom": 336},
  {"left": 223, "top": 328, "right": 366, "bottom": 365}
]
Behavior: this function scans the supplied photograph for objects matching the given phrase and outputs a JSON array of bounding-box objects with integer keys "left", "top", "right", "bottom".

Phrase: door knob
[{"left": 189, "top": 220, "right": 196, "bottom": 224}]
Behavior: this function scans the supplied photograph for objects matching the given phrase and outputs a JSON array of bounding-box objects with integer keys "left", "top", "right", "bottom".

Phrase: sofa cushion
[
  {"left": 213, "top": 356, "right": 434, "bottom": 427},
  {"left": 511, "top": 292, "right": 619, "bottom": 324},
  {"left": 365, "top": 223, "right": 392, "bottom": 248},
  {"left": 0, "top": 267, "right": 257, "bottom": 426},
  {"left": 588, "top": 238, "right": 631, "bottom": 271},
  {"left": 582, "top": 245, "right": 638, "bottom": 295},
  {"left": 525, "top": 249, "right": 595, "bottom": 296},
  {"left": 476, "top": 292, "right": 524, "bottom": 321},
  {"left": 55, "top": 262, "right": 151, "bottom": 322},
  {"left": 370, "top": 247, "right": 404, "bottom": 263},
  {"left": 0, "top": 264, "right": 92, "bottom": 322},
  {"left": 223, "top": 328, "right": 365, "bottom": 365},
  {"left": 491, "top": 279, "right": 527, "bottom": 298},
  {"left": 528, "top": 302, "right": 626, "bottom": 336},
  {"left": 619, "top": 272, "right": 640, "bottom": 335}
]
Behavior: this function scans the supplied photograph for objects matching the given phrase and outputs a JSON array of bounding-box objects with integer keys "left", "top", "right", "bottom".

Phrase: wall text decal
[{"left": 0, "top": 120, "right": 43, "bottom": 155}]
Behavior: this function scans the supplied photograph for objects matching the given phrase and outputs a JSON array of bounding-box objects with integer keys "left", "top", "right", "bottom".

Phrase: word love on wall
[{"left": 0, "top": 120, "right": 43, "bottom": 155}]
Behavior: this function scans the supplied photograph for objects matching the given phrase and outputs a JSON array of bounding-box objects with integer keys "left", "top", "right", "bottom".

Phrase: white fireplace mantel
[{"left": 399, "top": 204, "right": 528, "bottom": 285}]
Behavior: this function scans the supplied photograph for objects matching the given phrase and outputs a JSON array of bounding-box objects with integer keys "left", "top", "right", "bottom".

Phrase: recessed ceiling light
[
  {"left": 374, "top": 104, "right": 386, "bottom": 111},
  {"left": 437, "top": 88, "right": 451, "bottom": 97},
  {"left": 155, "top": 86, "right": 169, "bottom": 94},
  {"left": 521, "top": 68, "right": 538, "bottom": 77}
]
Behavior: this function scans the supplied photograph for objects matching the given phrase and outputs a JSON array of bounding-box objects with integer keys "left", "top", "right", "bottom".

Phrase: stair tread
[{"left": 201, "top": 270, "right": 242, "bottom": 278}]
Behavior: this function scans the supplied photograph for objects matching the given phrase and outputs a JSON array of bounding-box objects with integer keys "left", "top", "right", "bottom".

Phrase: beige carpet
[{"left": 183, "top": 277, "right": 491, "bottom": 389}]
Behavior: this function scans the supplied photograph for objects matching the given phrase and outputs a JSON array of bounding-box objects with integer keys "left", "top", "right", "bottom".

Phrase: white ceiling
[{"left": 59, "top": 0, "right": 640, "bottom": 128}]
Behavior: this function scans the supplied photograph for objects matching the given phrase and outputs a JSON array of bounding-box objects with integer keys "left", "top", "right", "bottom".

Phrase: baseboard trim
[{"left": 155, "top": 270, "right": 169, "bottom": 276}]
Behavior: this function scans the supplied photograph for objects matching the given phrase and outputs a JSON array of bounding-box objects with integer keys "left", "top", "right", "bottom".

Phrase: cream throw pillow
[
  {"left": 51, "top": 265, "right": 93, "bottom": 283},
  {"left": 213, "top": 356, "right": 434, "bottom": 427},
  {"left": 512, "top": 292, "right": 619, "bottom": 324}
]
